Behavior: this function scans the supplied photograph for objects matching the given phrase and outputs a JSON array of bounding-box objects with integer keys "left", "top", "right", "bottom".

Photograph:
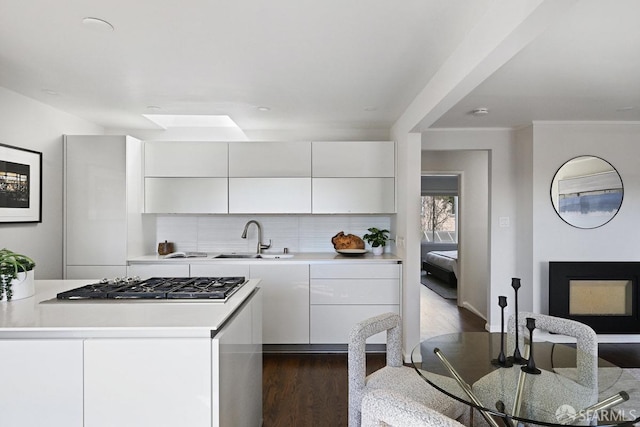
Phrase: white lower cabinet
[
  {"left": 310, "top": 263, "right": 401, "bottom": 344},
  {"left": 83, "top": 289, "right": 262, "bottom": 427},
  {"left": 190, "top": 263, "right": 251, "bottom": 278},
  {"left": 127, "top": 263, "right": 190, "bottom": 278},
  {"left": 66, "top": 265, "right": 127, "bottom": 280},
  {"left": 84, "top": 338, "right": 212, "bottom": 427},
  {"left": 214, "top": 286, "right": 263, "bottom": 427},
  {"left": 0, "top": 339, "right": 84, "bottom": 427},
  {"left": 250, "top": 264, "right": 310, "bottom": 344}
]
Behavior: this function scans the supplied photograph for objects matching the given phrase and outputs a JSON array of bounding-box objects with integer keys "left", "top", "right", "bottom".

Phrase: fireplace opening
[{"left": 549, "top": 262, "right": 640, "bottom": 334}]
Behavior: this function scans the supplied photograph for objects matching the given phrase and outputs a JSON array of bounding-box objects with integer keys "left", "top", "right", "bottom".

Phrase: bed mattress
[{"left": 424, "top": 250, "right": 458, "bottom": 277}]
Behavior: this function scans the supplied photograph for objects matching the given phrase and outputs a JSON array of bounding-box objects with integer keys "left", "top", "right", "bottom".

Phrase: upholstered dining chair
[
  {"left": 348, "top": 312, "right": 466, "bottom": 427},
  {"left": 361, "top": 388, "right": 466, "bottom": 427},
  {"left": 507, "top": 312, "right": 598, "bottom": 391}
]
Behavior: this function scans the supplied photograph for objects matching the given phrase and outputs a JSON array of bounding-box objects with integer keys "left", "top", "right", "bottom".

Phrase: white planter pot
[
  {"left": 372, "top": 246, "right": 384, "bottom": 256},
  {"left": 1, "top": 269, "right": 35, "bottom": 301}
]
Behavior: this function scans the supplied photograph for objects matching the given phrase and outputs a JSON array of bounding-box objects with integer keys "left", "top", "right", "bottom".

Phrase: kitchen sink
[
  {"left": 214, "top": 253, "right": 260, "bottom": 259},
  {"left": 213, "top": 253, "right": 294, "bottom": 259},
  {"left": 258, "top": 253, "right": 294, "bottom": 259}
]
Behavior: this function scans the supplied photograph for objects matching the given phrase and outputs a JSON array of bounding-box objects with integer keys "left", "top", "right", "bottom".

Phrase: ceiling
[{"left": 1, "top": 0, "right": 639, "bottom": 133}]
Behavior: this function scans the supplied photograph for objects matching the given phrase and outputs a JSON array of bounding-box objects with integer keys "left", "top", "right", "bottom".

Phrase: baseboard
[{"left": 263, "top": 344, "right": 386, "bottom": 353}]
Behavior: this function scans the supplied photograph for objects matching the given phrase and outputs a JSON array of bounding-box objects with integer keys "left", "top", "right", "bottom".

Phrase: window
[{"left": 421, "top": 195, "right": 458, "bottom": 243}]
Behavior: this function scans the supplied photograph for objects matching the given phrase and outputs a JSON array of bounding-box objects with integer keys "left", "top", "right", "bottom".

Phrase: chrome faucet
[{"left": 241, "top": 220, "right": 271, "bottom": 254}]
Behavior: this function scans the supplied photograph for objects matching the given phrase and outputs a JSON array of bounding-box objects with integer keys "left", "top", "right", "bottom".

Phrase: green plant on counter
[
  {"left": 362, "top": 227, "right": 390, "bottom": 248},
  {"left": 0, "top": 248, "right": 36, "bottom": 301}
]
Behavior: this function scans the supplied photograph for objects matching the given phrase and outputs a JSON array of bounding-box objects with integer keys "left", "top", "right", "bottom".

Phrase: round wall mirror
[{"left": 550, "top": 156, "right": 623, "bottom": 229}]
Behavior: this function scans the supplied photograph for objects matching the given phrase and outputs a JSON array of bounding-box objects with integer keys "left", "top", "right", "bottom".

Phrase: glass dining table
[{"left": 411, "top": 332, "right": 640, "bottom": 426}]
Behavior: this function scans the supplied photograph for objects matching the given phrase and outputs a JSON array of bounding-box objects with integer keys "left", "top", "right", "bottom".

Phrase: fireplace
[{"left": 549, "top": 262, "right": 640, "bottom": 334}]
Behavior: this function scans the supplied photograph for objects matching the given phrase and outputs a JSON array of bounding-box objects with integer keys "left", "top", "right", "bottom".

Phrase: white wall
[
  {"left": 422, "top": 129, "right": 519, "bottom": 331},
  {"left": 0, "top": 87, "right": 103, "bottom": 279},
  {"left": 531, "top": 122, "right": 640, "bottom": 313},
  {"left": 421, "top": 150, "right": 489, "bottom": 320}
]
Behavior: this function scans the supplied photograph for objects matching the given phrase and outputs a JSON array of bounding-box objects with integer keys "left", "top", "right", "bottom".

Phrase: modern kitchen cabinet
[
  {"left": 84, "top": 338, "right": 212, "bottom": 427},
  {"left": 190, "top": 263, "right": 251, "bottom": 278},
  {"left": 309, "top": 263, "right": 401, "bottom": 344},
  {"left": 229, "top": 178, "right": 311, "bottom": 213},
  {"left": 127, "top": 262, "right": 190, "bottom": 278},
  {"left": 311, "top": 141, "right": 395, "bottom": 177},
  {"left": 0, "top": 339, "right": 84, "bottom": 426},
  {"left": 144, "top": 141, "right": 228, "bottom": 214},
  {"left": 311, "top": 141, "right": 396, "bottom": 213},
  {"left": 250, "top": 264, "right": 310, "bottom": 344},
  {"left": 145, "top": 141, "right": 228, "bottom": 177},
  {"left": 145, "top": 177, "right": 228, "bottom": 213},
  {"left": 228, "top": 141, "right": 311, "bottom": 177},
  {"left": 63, "top": 135, "right": 149, "bottom": 280},
  {"left": 0, "top": 280, "right": 263, "bottom": 427},
  {"left": 228, "top": 141, "right": 312, "bottom": 213},
  {"left": 312, "top": 177, "right": 395, "bottom": 213}
]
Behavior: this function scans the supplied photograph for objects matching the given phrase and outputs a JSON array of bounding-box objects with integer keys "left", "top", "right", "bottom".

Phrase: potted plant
[
  {"left": 363, "top": 227, "right": 390, "bottom": 255},
  {"left": 0, "top": 248, "right": 36, "bottom": 301}
]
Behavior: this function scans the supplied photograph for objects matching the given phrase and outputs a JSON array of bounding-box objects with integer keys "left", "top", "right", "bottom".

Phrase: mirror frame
[{"left": 550, "top": 155, "right": 623, "bottom": 229}]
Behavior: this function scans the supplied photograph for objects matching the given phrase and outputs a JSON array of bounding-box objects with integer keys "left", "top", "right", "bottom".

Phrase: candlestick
[
  {"left": 509, "top": 278, "right": 526, "bottom": 365},
  {"left": 491, "top": 296, "right": 512, "bottom": 367},
  {"left": 521, "top": 317, "right": 541, "bottom": 375}
]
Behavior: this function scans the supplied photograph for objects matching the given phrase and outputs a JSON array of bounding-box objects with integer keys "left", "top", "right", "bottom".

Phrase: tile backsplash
[{"left": 154, "top": 215, "right": 392, "bottom": 254}]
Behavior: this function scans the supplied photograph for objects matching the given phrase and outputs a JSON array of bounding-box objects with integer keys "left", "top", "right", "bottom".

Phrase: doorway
[{"left": 420, "top": 150, "right": 490, "bottom": 339}]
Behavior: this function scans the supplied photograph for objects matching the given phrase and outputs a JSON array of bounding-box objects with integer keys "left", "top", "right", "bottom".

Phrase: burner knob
[{"left": 99, "top": 278, "right": 109, "bottom": 284}]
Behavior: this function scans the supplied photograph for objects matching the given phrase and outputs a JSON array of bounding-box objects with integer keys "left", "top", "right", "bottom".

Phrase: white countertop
[
  {"left": 129, "top": 251, "right": 402, "bottom": 264},
  {"left": 0, "top": 279, "right": 259, "bottom": 339}
]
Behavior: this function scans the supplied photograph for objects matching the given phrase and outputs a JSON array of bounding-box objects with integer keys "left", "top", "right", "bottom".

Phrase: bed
[{"left": 423, "top": 250, "right": 458, "bottom": 286}]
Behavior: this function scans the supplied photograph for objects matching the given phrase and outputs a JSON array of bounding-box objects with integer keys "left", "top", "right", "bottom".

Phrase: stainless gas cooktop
[{"left": 56, "top": 277, "right": 246, "bottom": 301}]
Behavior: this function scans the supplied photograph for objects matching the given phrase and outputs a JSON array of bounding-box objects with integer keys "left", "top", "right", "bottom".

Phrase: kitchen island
[{"left": 0, "top": 279, "right": 262, "bottom": 427}]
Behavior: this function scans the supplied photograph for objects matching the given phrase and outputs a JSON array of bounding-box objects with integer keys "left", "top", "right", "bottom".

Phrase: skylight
[{"left": 142, "top": 114, "right": 240, "bottom": 129}]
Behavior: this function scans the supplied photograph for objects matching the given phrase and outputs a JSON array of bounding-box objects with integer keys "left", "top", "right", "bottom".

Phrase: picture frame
[{"left": 0, "top": 143, "right": 42, "bottom": 223}]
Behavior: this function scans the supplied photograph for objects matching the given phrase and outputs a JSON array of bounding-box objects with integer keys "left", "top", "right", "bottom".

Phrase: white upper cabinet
[
  {"left": 312, "top": 178, "right": 395, "bottom": 214},
  {"left": 228, "top": 141, "right": 312, "bottom": 213},
  {"left": 144, "top": 141, "right": 228, "bottom": 177},
  {"left": 145, "top": 177, "right": 228, "bottom": 213},
  {"left": 229, "top": 141, "right": 311, "bottom": 177},
  {"left": 229, "top": 178, "right": 311, "bottom": 213},
  {"left": 312, "top": 141, "right": 395, "bottom": 177},
  {"left": 311, "top": 141, "right": 395, "bottom": 214}
]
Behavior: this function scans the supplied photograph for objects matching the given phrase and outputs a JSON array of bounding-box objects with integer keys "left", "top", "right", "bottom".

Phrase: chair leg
[{"left": 349, "top": 407, "right": 362, "bottom": 427}]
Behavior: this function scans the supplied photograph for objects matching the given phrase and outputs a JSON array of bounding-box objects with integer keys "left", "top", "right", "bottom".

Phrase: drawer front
[
  {"left": 310, "top": 305, "right": 400, "bottom": 344},
  {"left": 189, "top": 264, "right": 250, "bottom": 278},
  {"left": 310, "top": 279, "right": 399, "bottom": 304},
  {"left": 310, "top": 263, "right": 399, "bottom": 279},
  {"left": 127, "top": 263, "right": 190, "bottom": 278}
]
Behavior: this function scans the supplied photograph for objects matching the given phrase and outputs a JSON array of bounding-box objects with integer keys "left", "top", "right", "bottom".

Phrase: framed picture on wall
[{"left": 0, "top": 143, "right": 42, "bottom": 223}]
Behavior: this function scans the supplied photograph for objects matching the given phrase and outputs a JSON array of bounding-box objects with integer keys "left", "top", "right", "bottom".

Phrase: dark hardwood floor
[{"left": 261, "top": 281, "right": 640, "bottom": 426}]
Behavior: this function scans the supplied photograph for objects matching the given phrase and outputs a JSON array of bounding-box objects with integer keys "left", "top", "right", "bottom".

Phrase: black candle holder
[
  {"left": 491, "top": 296, "right": 513, "bottom": 368},
  {"left": 509, "top": 278, "right": 526, "bottom": 365},
  {"left": 521, "top": 317, "right": 541, "bottom": 375}
]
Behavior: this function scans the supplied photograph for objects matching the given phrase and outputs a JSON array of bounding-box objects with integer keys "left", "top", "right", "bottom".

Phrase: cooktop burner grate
[{"left": 56, "top": 277, "right": 246, "bottom": 300}]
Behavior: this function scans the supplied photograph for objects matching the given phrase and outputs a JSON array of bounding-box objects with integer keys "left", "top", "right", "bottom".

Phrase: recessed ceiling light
[
  {"left": 256, "top": 106, "right": 271, "bottom": 112},
  {"left": 146, "top": 105, "right": 162, "bottom": 111},
  {"left": 471, "top": 107, "right": 489, "bottom": 116},
  {"left": 42, "top": 89, "right": 59, "bottom": 96},
  {"left": 142, "top": 114, "right": 240, "bottom": 129},
  {"left": 82, "top": 17, "right": 114, "bottom": 32}
]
